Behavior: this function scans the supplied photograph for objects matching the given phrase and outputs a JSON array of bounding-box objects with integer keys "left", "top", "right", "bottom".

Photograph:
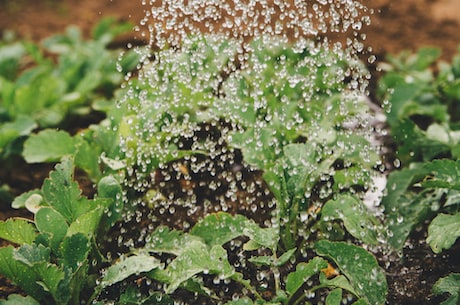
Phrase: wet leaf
[
  {"left": 0, "top": 246, "right": 45, "bottom": 300},
  {"left": 0, "top": 294, "right": 41, "bottom": 305},
  {"left": 432, "top": 273, "right": 460, "bottom": 305},
  {"left": 190, "top": 212, "right": 277, "bottom": 250},
  {"left": 23, "top": 129, "right": 77, "bottom": 163},
  {"left": 427, "top": 213, "right": 460, "bottom": 253},
  {"left": 285, "top": 257, "right": 328, "bottom": 296},
  {"left": 13, "top": 244, "right": 50, "bottom": 267},
  {"left": 164, "top": 240, "right": 234, "bottom": 293},
  {"left": 35, "top": 207, "right": 68, "bottom": 252},
  {"left": 326, "top": 288, "right": 342, "bottom": 305},
  {"left": 0, "top": 218, "right": 37, "bottom": 245},
  {"left": 321, "top": 195, "right": 381, "bottom": 245},
  {"left": 59, "top": 233, "right": 90, "bottom": 271},
  {"left": 42, "top": 157, "right": 87, "bottom": 222},
  {"left": 146, "top": 226, "right": 202, "bottom": 256},
  {"left": 66, "top": 205, "right": 104, "bottom": 237},
  {"left": 319, "top": 273, "right": 359, "bottom": 297},
  {"left": 315, "top": 240, "right": 387, "bottom": 305},
  {"left": 101, "top": 254, "right": 161, "bottom": 288}
]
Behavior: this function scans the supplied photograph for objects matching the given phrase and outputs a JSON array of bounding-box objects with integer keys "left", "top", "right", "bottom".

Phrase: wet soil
[{"left": 1, "top": 0, "right": 460, "bottom": 304}]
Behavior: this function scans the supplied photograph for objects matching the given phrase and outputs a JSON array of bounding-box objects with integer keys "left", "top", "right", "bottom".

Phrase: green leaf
[
  {"left": 315, "top": 240, "right": 387, "bottom": 305},
  {"left": 420, "top": 159, "right": 460, "bottom": 190},
  {"left": 321, "top": 195, "right": 381, "bottom": 245},
  {"left": 35, "top": 207, "right": 69, "bottom": 252},
  {"left": 0, "top": 218, "right": 37, "bottom": 245},
  {"left": 34, "top": 262, "right": 71, "bottom": 305},
  {"left": 285, "top": 257, "right": 328, "bottom": 296},
  {"left": 164, "top": 240, "right": 235, "bottom": 293},
  {"left": 190, "top": 212, "right": 277, "bottom": 250},
  {"left": 101, "top": 254, "right": 161, "bottom": 288},
  {"left": 11, "top": 189, "right": 42, "bottom": 209},
  {"left": 59, "top": 233, "right": 90, "bottom": 271},
  {"left": 23, "top": 129, "right": 77, "bottom": 163},
  {"left": 0, "top": 115, "right": 37, "bottom": 149},
  {"left": 75, "top": 139, "right": 101, "bottom": 181},
  {"left": 66, "top": 205, "right": 104, "bottom": 237},
  {"left": 318, "top": 273, "right": 359, "bottom": 297},
  {"left": 427, "top": 213, "right": 460, "bottom": 253},
  {"left": 0, "top": 294, "right": 41, "bottom": 305},
  {"left": 433, "top": 273, "right": 460, "bottom": 305},
  {"left": 42, "top": 157, "right": 86, "bottom": 222},
  {"left": 145, "top": 226, "right": 202, "bottom": 256},
  {"left": 326, "top": 288, "right": 342, "bottom": 305},
  {"left": 13, "top": 244, "right": 50, "bottom": 267},
  {"left": 0, "top": 246, "right": 45, "bottom": 300}
]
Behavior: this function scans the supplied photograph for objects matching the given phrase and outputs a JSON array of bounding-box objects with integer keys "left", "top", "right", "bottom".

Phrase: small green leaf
[
  {"left": 59, "top": 233, "right": 90, "bottom": 271},
  {"left": 35, "top": 207, "right": 69, "bottom": 252},
  {"left": 75, "top": 139, "right": 101, "bottom": 181},
  {"left": 23, "top": 130, "right": 77, "bottom": 163},
  {"left": 11, "top": 189, "right": 41, "bottom": 209},
  {"left": 0, "top": 218, "right": 37, "bottom": 245},
  {"left": 427, "top": 213, "right": 460, "bottom": 253},
  {"left": 318, "top": 273, "right": 359, "bottom": 297},
  {"left": 13, "top": 244, "right": 50, "bottom": 267},
  {"left": 34, "top": 262, "right": 71, "bottom": 305},
  {"left": 321, "top": 195, "right": 381, "bottom": 245},
  {"left": 285, "top": 257, "right": 328, "bottom": 296},
  {"left": 433, "top": 273, "right": 460, "bottom": 305},
  {"left": 0, "top": 294, "right": 41, "bottom": 305},
  {"left": 326, "top": 288, "right": 342, "bottom": 305},
  {"left": 0, "top": 246, "right": 45, "bottom": 301},
  {"left": 315, "top": 240, "right": 387, "bottom": 305},
  {"left": 101, "top": 254, "right": 161, "bottom": 288}
]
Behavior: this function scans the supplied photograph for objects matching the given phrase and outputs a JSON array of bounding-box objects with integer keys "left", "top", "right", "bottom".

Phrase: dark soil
[{"left": 1, "top": 0, "right": 460, "bottom": 304}]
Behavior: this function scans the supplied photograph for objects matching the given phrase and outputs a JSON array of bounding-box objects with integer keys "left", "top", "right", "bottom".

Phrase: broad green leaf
[
  {"left": 145, "top": 226, "right": 202, "bottom": 256},
  {"left": 321, "top": 195, "right": 381, "bottom": 245},
  {"left": 35, "top": 207, "right": 69, "bottom": 252},
  {"left": 190, "top": 212, "right": 277, "bottom": 250},
  {"left": 0, "top": 218, "right": 37, "bottom": 245},
  {"left": 427, "top": 213, "right": 460, "bottom": 253},
  {"left": 315, "top": 240, "right": 387, "bottom": 305},
  {"left": 66, "top": 205, "right": 104, "bottom": 237},
  {"left": 101, "top": 254, "right": 161, "bottom": 288},
  {"left": 59, "top": 233, "right": 90, "bottom": 271},
  {"left": 164, "top": 240, "right": 234, "bottom": 293},
  {"left": 23, "top": 129, "right": 77, "bottom": 163},
  {"left": 326, "top": 288, "right": 342, "bottom": 305},
  {"left": 13, "top": 244, "right": 50, "bottom": 267},
  {"left": 0, "top": 246, "right": 45, "bottom": 301},
  {"left": 0, "top": 115, "right": 37, "bottom": 149},
  {"left": 0, "top": 294, "right": 41, "bottom": 305},
  {"left": 249, "top": 248, "right": 297, "bottom": 267},
  {"left": 42, "top": 157, "right": 86, "bottom": 222},
  {"left": 433, "top": 273, "right": 460, "bottom": 305},
  {"left": 285, "top": 257, "right": 328, "bottom": 296}
]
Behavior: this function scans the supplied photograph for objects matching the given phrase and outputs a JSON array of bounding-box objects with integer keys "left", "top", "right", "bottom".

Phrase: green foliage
[
  {"left": 0, "top": 158, "right": 122, "bottom": 305},
  {"left": 0, "top": 17, "right": 138, "bottom": 159},
  {"left": 432, "top": 273, "right": 460, "bottom": 305}
]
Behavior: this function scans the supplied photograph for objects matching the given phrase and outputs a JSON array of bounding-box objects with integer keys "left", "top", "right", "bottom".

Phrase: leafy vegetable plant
[{"left": 0, "top": 157, "right": 122, "bottom": 305}]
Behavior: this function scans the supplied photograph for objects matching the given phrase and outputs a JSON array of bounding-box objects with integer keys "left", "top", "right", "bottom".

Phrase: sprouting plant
[{"left": 0, "top": 157, "right": 123, "bottom": 305}]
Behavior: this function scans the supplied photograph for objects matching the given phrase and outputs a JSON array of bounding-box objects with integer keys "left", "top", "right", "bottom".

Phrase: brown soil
[{"left": 1, "top": 0, "right": 460, "bottom": 304}]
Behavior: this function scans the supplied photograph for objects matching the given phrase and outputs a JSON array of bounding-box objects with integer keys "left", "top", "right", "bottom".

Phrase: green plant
[
  {"left": 0, "top": 157, "right": 122, "bottom": 305},
  {"left": 0, "top": 18, "right": 138, "bottom": 159}
]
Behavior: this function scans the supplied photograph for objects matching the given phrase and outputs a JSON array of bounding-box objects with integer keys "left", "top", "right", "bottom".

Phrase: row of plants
[{"left": 0, "top": 20, "right": 458, "bottom": 304}]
